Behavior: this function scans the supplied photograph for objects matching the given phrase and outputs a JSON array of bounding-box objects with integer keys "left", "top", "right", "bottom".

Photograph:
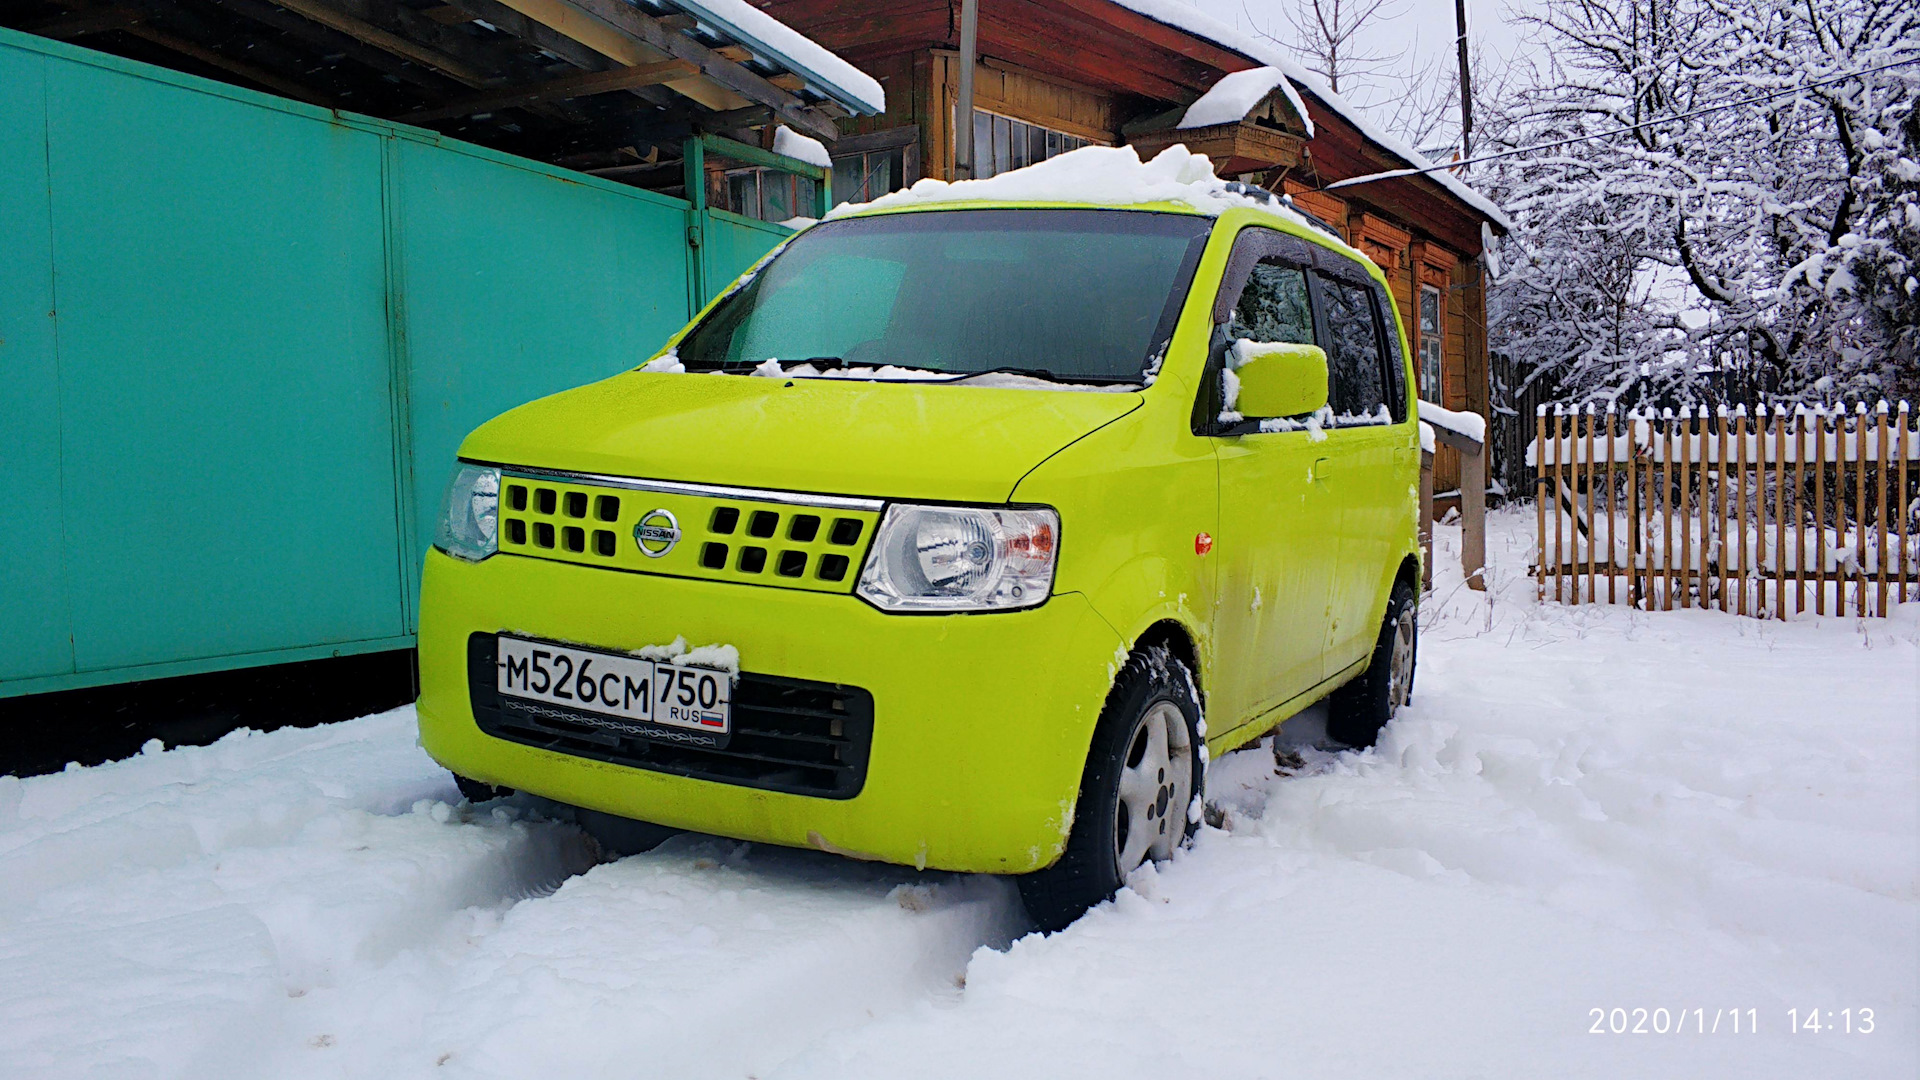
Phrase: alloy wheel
[
  {"left": 1387, "top": 604, "right": 1417, "bottom": 714},
  {"left": 1113, "top": 700, "right": 1194, "bottom": 872}
]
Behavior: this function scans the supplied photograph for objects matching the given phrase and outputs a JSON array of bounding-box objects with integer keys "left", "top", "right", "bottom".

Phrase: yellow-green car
[{"left": 417, "top": 192, "right": 1421, "bottom": 929}]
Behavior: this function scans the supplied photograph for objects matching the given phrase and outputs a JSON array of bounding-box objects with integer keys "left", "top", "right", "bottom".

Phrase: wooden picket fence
[{"left": 1531, "top": 402, "right": 1920, "bottom": 618}]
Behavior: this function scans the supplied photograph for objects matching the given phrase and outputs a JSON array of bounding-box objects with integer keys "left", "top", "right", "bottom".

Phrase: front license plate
[{"left": 494, "top": 635, "right": 731, "bottom": 736}]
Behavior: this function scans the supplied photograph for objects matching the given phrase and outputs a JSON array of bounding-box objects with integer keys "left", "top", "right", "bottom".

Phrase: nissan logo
[{"left": 632, "top": 508, "right": 681, "bottom": 557}]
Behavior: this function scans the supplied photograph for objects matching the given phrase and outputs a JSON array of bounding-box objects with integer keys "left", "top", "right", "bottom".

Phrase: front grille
[
  {"left": 466, "top": 633, "right": 873, "bottom": 799},
  {"left": 492, "top": 468, "right": 880, "bottom": 595}
]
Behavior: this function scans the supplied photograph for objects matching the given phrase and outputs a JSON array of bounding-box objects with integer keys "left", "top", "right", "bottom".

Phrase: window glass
[
  {"left": 1320, "top": 274, "right": 1388, "bottom": 421},
  {"left": 1229, "top": 260, "right": 1315, "bottom": 347},
  {"left": 678, "top": 209, "right": 1212, "bottom": 382},
  {"left": 963, "top": 108, "right": 1102, "bottom": 177},
  {"left": 1419, "top": 285, "right": 1444, "bottom": 402}
]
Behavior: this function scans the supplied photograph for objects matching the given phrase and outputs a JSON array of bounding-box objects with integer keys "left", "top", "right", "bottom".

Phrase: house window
[
  {"left": 831, "top": 146, "right": 905, "bottom": 207},
  {"left": 1418, "top": 284, "right": 1444, "bottom": 402},
  {"left": 963, "top": 108, "right": 1096, "bottom": 178},
  {"left": 720, "top": 167, "right": 818, "bottom": 223}
]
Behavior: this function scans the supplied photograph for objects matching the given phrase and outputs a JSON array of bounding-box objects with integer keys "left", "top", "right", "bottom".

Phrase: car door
[
  {"left": 1204, "top": 228, "right": 1341, "bottom": 730},
  {"left": 1311, "top": 257, "right": 1409, "bottom": 673}
]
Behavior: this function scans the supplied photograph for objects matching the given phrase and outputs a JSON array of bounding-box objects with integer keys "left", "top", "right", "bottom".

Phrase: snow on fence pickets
[{"left": 1528, "top": 401, "right": 1920, "bottom": 618}]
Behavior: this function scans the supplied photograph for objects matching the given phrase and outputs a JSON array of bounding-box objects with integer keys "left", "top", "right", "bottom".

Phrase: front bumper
[{"left": 416, "top": 549, "right": 1123, "bottom": 873}]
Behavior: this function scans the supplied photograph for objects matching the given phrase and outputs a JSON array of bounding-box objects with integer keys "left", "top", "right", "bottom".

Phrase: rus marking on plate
[{"left": 633, "top": 508, "right": 681, "bottom": 557}]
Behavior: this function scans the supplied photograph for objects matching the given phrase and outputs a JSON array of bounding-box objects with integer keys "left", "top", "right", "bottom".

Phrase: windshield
[{"left": 675, "top": 208, "right": 1213, "bottom": 384}]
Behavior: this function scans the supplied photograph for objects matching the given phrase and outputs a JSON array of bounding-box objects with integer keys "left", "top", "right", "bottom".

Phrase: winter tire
[
  {"left": 1018, "top": 645, "right": 1204, "bottom": 933},
  {"left": 1326, "top": 580, "right": 1417, "bottom": 748}
]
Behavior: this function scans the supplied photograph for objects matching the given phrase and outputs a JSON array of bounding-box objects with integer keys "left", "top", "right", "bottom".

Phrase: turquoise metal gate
[{"left": 0, "top": 28, "right": 804, "bottom": 697}]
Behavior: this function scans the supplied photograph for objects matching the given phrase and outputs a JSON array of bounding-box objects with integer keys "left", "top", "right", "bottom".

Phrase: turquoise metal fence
[{"left": 0, "top": 28, "right": 803, "bottom": 697}]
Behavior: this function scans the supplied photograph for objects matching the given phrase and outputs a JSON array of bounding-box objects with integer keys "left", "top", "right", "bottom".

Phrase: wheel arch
[{"left": 1131, "top": 617, "right": 1203, "bottom": 702}]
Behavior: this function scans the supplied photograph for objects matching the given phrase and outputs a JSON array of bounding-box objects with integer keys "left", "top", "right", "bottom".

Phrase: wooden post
[
  {"left": 1627, "top": 410, "right": 1643, "bottom": 608},
  {"left": 1814, "top": 407, "right": 1827, "bottom": 615},
  {"left": 1658, "top": 409, "right": 1674, "bottom": 611},
  {"left": 1774, "top": 406, "right": 1787, "bottom": 620},
  {"left": 1463, "top": 437, "right": 1487, "bottom": 592},
  {"left": 1597, "top": 405, "right": 1612, "bottom": 607},
  {"left": 1855, "top": 403, "right": 1868, "bottom": 616},
  {"left": 1793, "top": 408, "right": 1806, "bottom": 614},
  {"left": 1901, "top": 402, "right": 1912, "bottom": 607},
  {"left": 1584, "top": 405, "right": 1597, "bottom": 604},
  {"left": 1678, "top": 410, "right": 1693, "bottom": 609},
  {"left": 1535, "top": 407, "right": 1546, "bottom": 602},
  {"left": 1735, "top": 407, "right": 1749, "bottom": 616},
  {"left": 1554, "top": 406, "right": 1566, "bottom": 603},
  {"left": 1717, "top": 406, "right": 1730, "bottom": 611},
  {"left": 1876, "top": 403, "right": 1890, "bottom": 616}
]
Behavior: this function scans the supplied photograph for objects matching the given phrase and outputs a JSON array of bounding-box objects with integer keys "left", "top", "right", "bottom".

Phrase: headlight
[
  {"left": 433, "top": 463, "right": 499, "bottom": 562},
  {"left": 856, "top": 504, "right": 1058, "bottom": 612}
]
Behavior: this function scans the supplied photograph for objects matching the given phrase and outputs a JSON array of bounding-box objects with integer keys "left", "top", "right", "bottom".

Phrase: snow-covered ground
[{"left": 3, "top": 508, "right": 1914, "bottom": 1079}]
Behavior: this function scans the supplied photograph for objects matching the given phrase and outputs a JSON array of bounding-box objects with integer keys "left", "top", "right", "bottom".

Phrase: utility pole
[
  {"left": 1454, "top": 0, "right": 1473, "bottom": 161},
  {"left": 955, "top": 0, "right": 978, "bottom": 179}
]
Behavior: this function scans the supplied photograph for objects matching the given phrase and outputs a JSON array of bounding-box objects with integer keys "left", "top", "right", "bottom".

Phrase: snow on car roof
[
  {"left": 1109, "top": 0, "right": 1512, "bottom": 232},
  {"left": 824, "top": 143, "right": 1360, "bottom": 258}
]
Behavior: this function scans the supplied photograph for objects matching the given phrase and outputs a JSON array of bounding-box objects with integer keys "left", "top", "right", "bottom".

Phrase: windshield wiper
[{"left": 948, "top": 366, "right": 1135, "bottom": 386}]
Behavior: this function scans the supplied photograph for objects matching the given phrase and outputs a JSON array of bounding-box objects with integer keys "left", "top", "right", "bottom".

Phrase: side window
[
  {"left": 1373, "top": 280, "right": 1408, "bottom": 422},
  {"left": 1228, "top": 260, "right": 1314, "bottom": 347},
  {"left": 1316, "top": 272, "right": 1389, "bottom": 423},
  {"left": 1418, "top": 285, "right": 1444, "bottom": 403}
]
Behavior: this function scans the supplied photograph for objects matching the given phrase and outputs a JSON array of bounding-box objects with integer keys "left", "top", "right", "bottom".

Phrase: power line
[{"left": 1320, "top": 55, "right": 1920, "bottom": 193}]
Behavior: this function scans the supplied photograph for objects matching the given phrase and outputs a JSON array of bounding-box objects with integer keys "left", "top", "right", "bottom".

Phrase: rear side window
[{"left": 1316, "top": 272, "right": 1389, "bottom": 424}]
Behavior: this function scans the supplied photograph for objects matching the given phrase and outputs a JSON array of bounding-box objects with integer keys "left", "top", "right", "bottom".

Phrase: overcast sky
[
  {"left": 1193, "top": 0, "right": 1539, "bottom": 70},
  {"left": 1187, "top": 0, "right": 1545, "bottom": 148}
]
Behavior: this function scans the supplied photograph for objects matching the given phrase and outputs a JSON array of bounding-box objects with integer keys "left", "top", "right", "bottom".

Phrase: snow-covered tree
[{"left": 1480, "top": 0, "right": 1920, "bottom": 407}]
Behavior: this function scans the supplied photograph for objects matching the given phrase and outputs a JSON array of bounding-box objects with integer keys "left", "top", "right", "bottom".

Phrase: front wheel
[
  {"left": 1326, "top": 580, "right": 1417, "bottom": 747},
  {"left": 1018, "top": 646, "right": 1204, "bottom": 932}
]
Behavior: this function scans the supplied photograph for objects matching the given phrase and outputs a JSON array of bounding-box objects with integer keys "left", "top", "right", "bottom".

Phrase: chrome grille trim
[{"left": 472, "top": 461, "right": 885, "bottom": 512}]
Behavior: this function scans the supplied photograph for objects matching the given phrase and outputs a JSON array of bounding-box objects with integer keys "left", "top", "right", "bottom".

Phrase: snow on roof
[
  {"left": 1178, "top": 66, "right": 1310, "bottom": 135},
  {"left": 772, "top": 125, "right": 831, "bottom": 168},
  {"left": 642, "top": 0, "right": 885, "bottom": 115},
  {"left": 825, "top": 143, "right": 1359, "bottom": 252},
  {"left": 1107, "top": 0, "right": 1512, "bottom": 233}
]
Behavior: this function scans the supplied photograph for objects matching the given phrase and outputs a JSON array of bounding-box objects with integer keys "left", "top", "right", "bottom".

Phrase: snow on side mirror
[{"left": 1230, "top": 340, "right": 1328, "bottom": 419}]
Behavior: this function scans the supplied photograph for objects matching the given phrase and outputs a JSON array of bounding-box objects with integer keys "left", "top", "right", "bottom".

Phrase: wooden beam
[
  {"left": 480, "top": 0, "right": 736, "bottom": 108},
  {"left": 267, "top": 0, "right": 489, "bottom": 86},
  {"left": 197, "top": 0, "right": 462, "bottom": 95},
  {"left": 28, "top": 6, "right": 144, "bottom": 38},
  {"left": 397, "top": 58, "right": 696, "bottom": 122},
  {"left": 491, "top": 0, "right": 843, "bottom": 142},
  {"left": 698, "top": 104, "right": 774, "bottom": 130},
  {"left": 126, "top": 23, "right": 333, "bottom": 104}
]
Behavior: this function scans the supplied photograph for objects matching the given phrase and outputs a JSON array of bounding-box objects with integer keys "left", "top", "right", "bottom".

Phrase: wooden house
[{"left": 758, "top": 0, "right": 1511, "bottom": 500}]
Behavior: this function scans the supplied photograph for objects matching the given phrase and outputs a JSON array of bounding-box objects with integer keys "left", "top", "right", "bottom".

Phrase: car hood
[{"left": 459, "top": 371, "right": 1143, "bottom": 503}]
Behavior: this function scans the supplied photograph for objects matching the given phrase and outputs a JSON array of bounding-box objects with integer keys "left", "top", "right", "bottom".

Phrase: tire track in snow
[{"left": 0, "top": 708, "right": 1026, "bottom": 1080}]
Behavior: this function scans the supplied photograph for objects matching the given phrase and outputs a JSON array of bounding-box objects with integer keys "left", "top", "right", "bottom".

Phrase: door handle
[{"left": 1311, "top": 457, "right": 1331, "bottom": 483}]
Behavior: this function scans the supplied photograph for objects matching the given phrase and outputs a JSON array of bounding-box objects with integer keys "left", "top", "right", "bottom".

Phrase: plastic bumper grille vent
[{"left": 494, "top": 471, "right": 877, "bottom": 594}]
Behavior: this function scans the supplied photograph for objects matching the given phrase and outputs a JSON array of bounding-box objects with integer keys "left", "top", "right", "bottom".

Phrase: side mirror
[{"left": 1231, "top": 340, "right": 1328, "bottom": 419}]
